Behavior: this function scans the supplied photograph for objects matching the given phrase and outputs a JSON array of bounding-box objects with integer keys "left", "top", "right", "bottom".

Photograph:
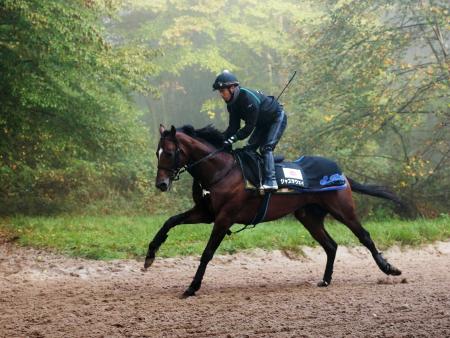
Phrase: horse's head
[
  {"left": 155, "top": 125, "right": 186, "bottom": 191},
  {"left": 155, "top": 123, "right": 231, "bottom": 191}
]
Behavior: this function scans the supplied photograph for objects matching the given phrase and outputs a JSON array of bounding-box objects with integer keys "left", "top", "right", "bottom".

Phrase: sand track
[{"left": 1, "top": 242, "right": 449, "bottom": 337}]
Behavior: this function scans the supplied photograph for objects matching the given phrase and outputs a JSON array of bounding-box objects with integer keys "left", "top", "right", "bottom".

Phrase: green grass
[{"left": 1, "top": 214, "right": 449, "bottom": 260}]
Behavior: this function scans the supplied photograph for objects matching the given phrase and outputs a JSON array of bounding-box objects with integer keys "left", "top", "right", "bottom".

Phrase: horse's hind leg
[
  {"left": 295, "top": 205, "right": 337, "bottom": 287},
  {"left": 325, "top": 192, "right": 401, "bottom": 276}
]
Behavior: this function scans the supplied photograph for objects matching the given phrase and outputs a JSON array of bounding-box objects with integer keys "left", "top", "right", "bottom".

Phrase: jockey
[{"left": 213, "top": 70, "right": 287, "bottom": 191}]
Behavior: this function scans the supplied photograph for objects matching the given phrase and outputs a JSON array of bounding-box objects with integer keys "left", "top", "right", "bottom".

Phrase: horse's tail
[
  {"left": 347, "top": 177, "right": 418, "bottom": 218},
  {"left": 347, "top": 177, "right": 404, "bottom": 206}
]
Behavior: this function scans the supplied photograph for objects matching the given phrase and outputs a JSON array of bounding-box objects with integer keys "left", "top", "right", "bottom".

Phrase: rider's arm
[
  {"left": 223, "top": 106, "right": 240, "bottom": 139},
  {"left": 235, "top": 93, "right": 259, "bottom": 140}
]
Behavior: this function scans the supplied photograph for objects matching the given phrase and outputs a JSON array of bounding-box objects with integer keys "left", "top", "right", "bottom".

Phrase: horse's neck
[{"left": 179, "top": 134, "right": 234, "bottom": 187}]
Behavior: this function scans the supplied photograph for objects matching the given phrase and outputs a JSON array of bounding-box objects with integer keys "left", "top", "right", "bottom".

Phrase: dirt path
[{"left": 1, "top": 242, "right": 449, "bottom": 338}]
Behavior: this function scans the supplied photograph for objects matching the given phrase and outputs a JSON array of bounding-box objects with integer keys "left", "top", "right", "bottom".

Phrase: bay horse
[{"left": 146, "top": 124, "right": 402, "bottom": 298}]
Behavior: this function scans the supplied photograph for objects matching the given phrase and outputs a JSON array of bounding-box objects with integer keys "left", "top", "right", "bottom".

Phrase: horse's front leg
[
  {"left": 144, "top": 206, "right": 213, "bottom": 269},
  {"left": 182, "top": 214, "right": 232, "bottom": 298}
]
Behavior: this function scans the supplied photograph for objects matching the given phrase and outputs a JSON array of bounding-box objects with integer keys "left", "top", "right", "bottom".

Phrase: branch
[
  {"left": 413, "top": 1, "right": 449, "bottom": 75},
  {"left": 390, "top": 124, "right": 410, "bottom": 164},
  {"left": 391, "top": 62, "right": 436, "bottom": 75},
  {"left": 349, "top": 154, "right": 405, "bottom": 162}
]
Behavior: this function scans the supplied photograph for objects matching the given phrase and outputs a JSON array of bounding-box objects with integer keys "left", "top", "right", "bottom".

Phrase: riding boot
[{"left": 262, "top": 151, "right": 278, "bottom": 191}]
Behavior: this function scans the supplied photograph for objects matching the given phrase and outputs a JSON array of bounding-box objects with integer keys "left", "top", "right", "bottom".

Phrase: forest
[{"left": 1, "top": 0, "right": 449, "bottom": 218}]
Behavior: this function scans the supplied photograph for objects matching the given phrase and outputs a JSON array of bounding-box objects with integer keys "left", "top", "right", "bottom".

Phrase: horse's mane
[{"left": 177, "top": 124, "right": 225, "bottom": 148}]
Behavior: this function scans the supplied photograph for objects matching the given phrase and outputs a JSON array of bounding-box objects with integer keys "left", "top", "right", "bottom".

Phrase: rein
[
  {"left": 176, "top": 146, "right": 225, "bottom": 181},
  {"left": 158, "top": 136, "right": 226, "bottom": 182}
]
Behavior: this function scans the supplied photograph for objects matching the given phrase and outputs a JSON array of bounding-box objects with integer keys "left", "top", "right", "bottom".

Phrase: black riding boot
[{"left": 262, "top": 151, "right": 278, "bottom": 190}]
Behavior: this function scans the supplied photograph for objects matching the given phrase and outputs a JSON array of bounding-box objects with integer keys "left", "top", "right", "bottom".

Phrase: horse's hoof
[
  {"left": 180, "top": 287, "right": 196, "bottom": 299},
  {"left": 317, "top": 280, "right": 330, "bottom": 287},
  {"left": 388, "top": 265, "right": 402, "bottom": 276},
  {"left": 143, "top": 256, "right": 155, "bottom": 269}
]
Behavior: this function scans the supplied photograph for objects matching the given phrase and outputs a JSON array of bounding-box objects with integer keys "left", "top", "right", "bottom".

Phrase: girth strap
[{"left": 229, "top": 192, "right": 272, "bottom": 235}]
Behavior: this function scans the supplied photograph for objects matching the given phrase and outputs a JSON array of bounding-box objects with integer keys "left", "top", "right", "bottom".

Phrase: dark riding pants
[{"left": 248, "top": 110, "right": 287, "bottom": 184}]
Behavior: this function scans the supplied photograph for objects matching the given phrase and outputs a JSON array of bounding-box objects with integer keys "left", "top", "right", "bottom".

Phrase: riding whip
[{"left": 276, "top": 71, "right": 297, "bottom": 101}]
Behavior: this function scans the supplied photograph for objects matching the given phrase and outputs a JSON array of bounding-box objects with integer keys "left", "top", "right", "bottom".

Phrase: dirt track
[{"left": 1, "top": 242, "right": 449, "bottom": 338}]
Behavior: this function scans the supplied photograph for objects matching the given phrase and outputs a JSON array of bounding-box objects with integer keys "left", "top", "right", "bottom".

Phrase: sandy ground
[{"left": 1, "top": 240, "right": 449, "bottom": 338}]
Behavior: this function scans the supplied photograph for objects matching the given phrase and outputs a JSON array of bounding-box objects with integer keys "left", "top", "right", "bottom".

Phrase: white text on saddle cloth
[{"left": 282, "top": 168, "right": 303, "bottom": 180}]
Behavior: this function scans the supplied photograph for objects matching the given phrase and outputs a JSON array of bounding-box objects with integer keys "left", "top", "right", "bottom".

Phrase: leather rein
[{"left": 157, "top": 137, "right": 229, "bottom": 183}]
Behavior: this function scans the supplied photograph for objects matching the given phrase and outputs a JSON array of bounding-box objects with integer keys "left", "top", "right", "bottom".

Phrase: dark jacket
[{"left": 223, "top": 87, "right": 282, "bottom": 140}]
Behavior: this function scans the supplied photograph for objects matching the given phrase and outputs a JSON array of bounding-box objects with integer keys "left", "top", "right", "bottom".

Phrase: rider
[{"left": 213, "top": 70, "right": 287, "bottom": 191}]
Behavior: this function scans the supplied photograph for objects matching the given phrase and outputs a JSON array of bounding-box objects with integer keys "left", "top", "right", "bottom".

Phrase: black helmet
[{"left": 212, "top": 70, "right": 239, "bottom": 90}]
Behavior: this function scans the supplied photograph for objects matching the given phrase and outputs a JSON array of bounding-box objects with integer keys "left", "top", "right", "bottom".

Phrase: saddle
[{"left": 233, "top": 148, "right": 347, "bottom": 193}]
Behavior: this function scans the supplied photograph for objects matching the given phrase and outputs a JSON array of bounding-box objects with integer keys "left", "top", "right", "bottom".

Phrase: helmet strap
[{"left": 227, "top": 85, "right": 240, "bottom": 105}]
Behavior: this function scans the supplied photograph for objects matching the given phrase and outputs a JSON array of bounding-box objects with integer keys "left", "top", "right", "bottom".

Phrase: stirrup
[{"left": 261, "top": 183, "right": 278, "bottom": 191}]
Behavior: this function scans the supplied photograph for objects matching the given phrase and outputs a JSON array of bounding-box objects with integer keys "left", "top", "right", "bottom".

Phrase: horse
[{"left": 146, "top": 124, "right": 402, "bottom": 298}]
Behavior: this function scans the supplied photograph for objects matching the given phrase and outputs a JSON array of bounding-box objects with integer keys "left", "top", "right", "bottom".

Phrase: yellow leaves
[
  {"left": 383, "top": 58, "right": 394, "bottom": 66},
  {"left": 429, "top": 6, "right": 445, "bottom": 15},
  {"left": 201, "top": 98, "right": 223, "bottom": 120},
  {"left": 159, "top": 16, "right": 215, "bottom": 47},
  {"left": 399, "top": 63, "right": 412, "bottom": 70},
  {"left": 190, "top": 0, "right": 225, "bottom": 14},
  {"left": 402, "top": 157, "right": 432, "bottom": 179},
  {"left": 324, "top": 114, "right": 334, "bottom": 122},
  {"left": 378, "top": 96, "right": 389, "bottom": 105},
  {"left": 128, "top": 0, "right": 168, "bottom": 12}
]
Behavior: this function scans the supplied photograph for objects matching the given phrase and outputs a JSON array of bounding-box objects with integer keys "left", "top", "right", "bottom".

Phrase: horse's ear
[
  {"left": 170, "top": 125, "right": 176, "bottom": 137},
  {"left": 159, "top": 124, "right": 166, "bottom": 135}
]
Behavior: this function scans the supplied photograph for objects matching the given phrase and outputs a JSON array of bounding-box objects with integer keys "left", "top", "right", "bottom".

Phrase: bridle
[
  {"left": 157, "top": 136, "right": 226, "bottom": 182},
  {"left": 157, "top": 137, "right": 185, "bottom": 181}
]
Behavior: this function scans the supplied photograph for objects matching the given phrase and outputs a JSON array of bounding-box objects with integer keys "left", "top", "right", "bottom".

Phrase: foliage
[
  {"left": 104, "top": 0, "right": 319, "bottom": 215},
  {"left": 2, "top": 214, "right": 449, "bottom": 259},
  {"left": 116, "top": 0, "right": 316, "bottom": 135},
  {"left": 287, "top": 0, "right": 449, "bottom": 215},
  {"left": 1, "top": 0, "right": 448, "bottom": 217},
  {"left": 0, "top": 0, "right": 158, "bottom": 214}
]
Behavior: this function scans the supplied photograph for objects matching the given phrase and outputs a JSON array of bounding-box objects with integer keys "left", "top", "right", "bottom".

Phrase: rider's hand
[{"left": 223, "top": 135, "right": 237, "bottom": 148}]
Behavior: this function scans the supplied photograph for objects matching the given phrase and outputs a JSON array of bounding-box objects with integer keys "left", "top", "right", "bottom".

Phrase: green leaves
[
  {"left": 289, "top": 0, "right": 449, "bottom": 215},
  {"left": 116, "top": 0, "right": 313, "bottom": 125},
  {"left": 0, "top": 0, "right": 158, "bottom": 215}
]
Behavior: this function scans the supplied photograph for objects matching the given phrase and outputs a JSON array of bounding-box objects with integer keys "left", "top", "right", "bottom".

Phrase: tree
[
  {"left": 288, "top": 0, "right": 449, "bottom": 215},
  {"left": 0, "top": 0, "right": 158, "bottom": 214},
  {"left": 114, "top": 0, "right": 314, "bottom": 136}
]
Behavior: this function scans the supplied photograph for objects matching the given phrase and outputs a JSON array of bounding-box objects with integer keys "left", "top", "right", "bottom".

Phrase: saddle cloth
[{"left": 233, "top": 149, "right": 347, "bottom": 193}]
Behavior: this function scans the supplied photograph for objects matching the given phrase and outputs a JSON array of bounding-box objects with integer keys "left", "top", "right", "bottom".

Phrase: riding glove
[{"left": 223, "top": 135, "right": 237, "bottom": 147}]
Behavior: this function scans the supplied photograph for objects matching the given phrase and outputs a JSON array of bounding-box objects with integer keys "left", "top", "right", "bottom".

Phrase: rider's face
[{"left": 218, "top": 86, "right": 235, "bottom": 102}]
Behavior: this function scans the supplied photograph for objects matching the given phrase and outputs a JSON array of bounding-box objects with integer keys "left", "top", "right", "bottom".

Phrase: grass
[{"left": 0, "top": 214, "right": 449, "bottom": 260}]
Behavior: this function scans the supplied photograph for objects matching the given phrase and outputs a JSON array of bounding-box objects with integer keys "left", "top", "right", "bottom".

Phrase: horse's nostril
[{"left": 156, "top": 182, "right": 168, "bottom": 191}]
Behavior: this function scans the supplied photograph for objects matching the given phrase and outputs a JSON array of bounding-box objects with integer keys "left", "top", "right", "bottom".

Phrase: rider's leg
[
  {"left": 260, "top": 110, "right": 287, "bottom": 190},
  {"left": 261, "top": 146, "right": 278, "bottom": 190}
]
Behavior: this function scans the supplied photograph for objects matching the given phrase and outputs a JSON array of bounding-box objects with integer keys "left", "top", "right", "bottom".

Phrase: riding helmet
[{"left": 212, "top": 70, "right": 239, "bottom": 90}]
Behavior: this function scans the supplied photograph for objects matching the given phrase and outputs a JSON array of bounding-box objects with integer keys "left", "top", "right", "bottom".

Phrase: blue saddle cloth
[{"left": 234, "top": 149, "right": 347, "bottom": 193}]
